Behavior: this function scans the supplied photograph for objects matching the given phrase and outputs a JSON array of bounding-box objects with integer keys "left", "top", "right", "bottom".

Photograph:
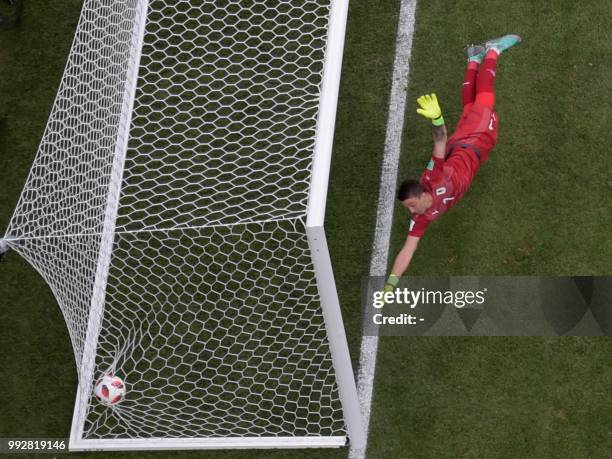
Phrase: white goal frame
[{"left": 56, "top": 0, "right": 366, "bottom": 452}]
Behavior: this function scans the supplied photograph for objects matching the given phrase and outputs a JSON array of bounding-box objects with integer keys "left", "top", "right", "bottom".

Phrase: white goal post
[{"left": 1, "top": 0, "right": 364, "bottom": 451}]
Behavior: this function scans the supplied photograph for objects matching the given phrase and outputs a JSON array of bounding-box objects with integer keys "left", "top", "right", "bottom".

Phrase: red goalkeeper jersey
[{"left": 408, "top": 149, "right": 480, "bottom": 238}]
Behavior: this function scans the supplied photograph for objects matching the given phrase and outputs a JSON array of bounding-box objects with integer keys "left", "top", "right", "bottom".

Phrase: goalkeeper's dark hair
[{"left": 397, "top": 179, "right": 424, "bottom": 201}]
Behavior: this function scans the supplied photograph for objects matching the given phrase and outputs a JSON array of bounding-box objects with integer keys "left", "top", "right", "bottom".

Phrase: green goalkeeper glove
[
  {"left": 416, "top": 93, "right": 445, "bottom": 126},
  {"left": 383, "top": 274, "right": 399, "bottom": 294},
  {"left": 377, "top": 274, "right": 399, "bottom": 308}
]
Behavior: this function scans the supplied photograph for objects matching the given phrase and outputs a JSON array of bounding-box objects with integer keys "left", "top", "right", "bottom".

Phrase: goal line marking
[{"left": 349, "top": 1, "right": 417, "bottom": 457}]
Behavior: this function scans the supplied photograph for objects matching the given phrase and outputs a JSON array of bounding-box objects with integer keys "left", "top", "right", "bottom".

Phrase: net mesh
[
  {"left": 7, "top": 0, "right": 142, "bottom": 365},
  {"left": 4, "top": 0, "right": 346, "bottom": 442},
  {"left": 85, "top": 221, "right": 343, "bottom": 438},
  {"left": 119, "top": 0, "right": 328, "bottom": 231}
]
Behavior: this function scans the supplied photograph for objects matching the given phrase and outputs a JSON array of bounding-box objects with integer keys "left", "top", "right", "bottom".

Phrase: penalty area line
[{"left": 348, "top": 0, "right": 417, "bottom": 458}]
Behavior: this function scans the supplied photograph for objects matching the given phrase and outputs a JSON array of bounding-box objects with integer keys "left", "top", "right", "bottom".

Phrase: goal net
[{"left": 1, "top": 0, "right": 364, "bottom": 451}]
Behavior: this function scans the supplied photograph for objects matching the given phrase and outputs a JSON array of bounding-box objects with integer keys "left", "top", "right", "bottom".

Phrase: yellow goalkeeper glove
[
  {"left": 374, "top": 274, "right": 399, "bottom": 309},
  {"left": 383, "top": 273, "right": 399, "bottom": 298},
  {"left": 384, "top": 274, "right": 399, "bottom": 293},
  {"left": 416, "top": 93, "right": 445, "bottom": 126}
]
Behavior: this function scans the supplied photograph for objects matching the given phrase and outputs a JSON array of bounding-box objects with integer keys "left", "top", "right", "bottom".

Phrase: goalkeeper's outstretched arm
[
  {"left": 384, "top": 235, "right": 420, "bottom": 291},
  {"left": 391, "top": 235, "right": 420, "bottom": 277}
]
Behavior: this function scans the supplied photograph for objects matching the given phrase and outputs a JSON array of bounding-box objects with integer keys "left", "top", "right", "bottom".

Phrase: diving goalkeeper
[{"left": 384, "top": 34, "right": 521, "bottom": 292}]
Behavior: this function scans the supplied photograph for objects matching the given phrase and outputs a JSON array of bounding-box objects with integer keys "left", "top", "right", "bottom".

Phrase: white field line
[{"left": 349, "top": 1, "right": 417, "bottom": 457}]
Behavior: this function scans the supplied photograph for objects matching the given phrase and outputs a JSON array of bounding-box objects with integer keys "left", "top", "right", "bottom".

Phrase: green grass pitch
[{"left": 1, "top": 0, "right": 612, "bottom": 457}]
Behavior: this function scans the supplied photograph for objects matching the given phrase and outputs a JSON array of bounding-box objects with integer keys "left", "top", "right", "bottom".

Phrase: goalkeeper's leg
[
  {"left": 475, "top": 34, "right": 522, "bottom": 108},
  {"left": 462, "top": 44, "right": 485, "bottom": 110},
  {"left": 461, "top": 62, "right": 478, "bottom": 112},
  {"left": 474, "top": 50, "right": 498, "bottom": 109},
  {"left": 451, "top": 49, "right": 498, "bottom": 162}
]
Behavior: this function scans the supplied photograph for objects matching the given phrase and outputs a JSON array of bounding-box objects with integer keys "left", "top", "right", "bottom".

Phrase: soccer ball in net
[{"left": 94, "top": 374, "right": 126, "bottom": 406}]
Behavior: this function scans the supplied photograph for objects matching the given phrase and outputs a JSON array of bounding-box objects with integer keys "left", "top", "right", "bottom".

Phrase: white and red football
[{"left": 94, "top": 374, "right": 126, "bottom": 406}]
